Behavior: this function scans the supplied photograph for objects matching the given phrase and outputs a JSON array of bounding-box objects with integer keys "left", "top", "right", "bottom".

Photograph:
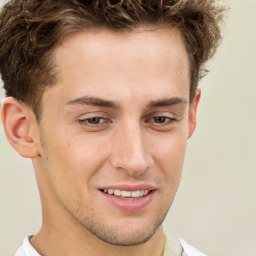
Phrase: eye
[
  {"left": 145, "top": 115, "right": 177, "bottom": 131},
  {"left": 147, "top": 116, "right": 176, "bottom": 124},
  {"left": 153, "top": 116, "right": 172, "bottom": 124},
  {"left": 78, "top": 116, "right": 110, "bottom": 129},
  {"left": 84, "top": 117, "right": 104, "bottom": 124}
]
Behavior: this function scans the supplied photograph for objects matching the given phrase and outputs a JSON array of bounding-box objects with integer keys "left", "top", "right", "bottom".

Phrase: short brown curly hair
[{"left": 0, "top": 0, "right": 228, "bottom": 119}]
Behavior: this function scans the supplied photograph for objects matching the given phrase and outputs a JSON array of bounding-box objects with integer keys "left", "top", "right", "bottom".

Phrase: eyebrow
[
  {"left": 66, "top": 96, "right": 187, "bottom": 109},
  {"left": 147, "top": 97, "right": 187, "bottom": 108},
  {"left": 66, "top": 96, "right": 120, "bottom": 109}
]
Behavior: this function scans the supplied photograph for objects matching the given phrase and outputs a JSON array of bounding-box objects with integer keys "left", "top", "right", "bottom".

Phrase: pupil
[
  {"left": 154, "top": 117, "right": 166, "bottom": 123},
  {"left": 89, "top": 117, "right": 101, "bottom": 124}
]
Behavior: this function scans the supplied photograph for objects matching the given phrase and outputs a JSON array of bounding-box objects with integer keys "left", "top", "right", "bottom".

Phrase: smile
[
  {"left": 102, "top": 189, "right": 150, "bottom": 198},
  {"left": 99, "top": 186, "right": 156, "bottom": 212}
]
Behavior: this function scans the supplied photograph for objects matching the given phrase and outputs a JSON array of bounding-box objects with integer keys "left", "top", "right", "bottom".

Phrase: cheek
[
  {"left": 45, "top": 134, "right": 109, "bottom": 186},
  {"left": 155, "top": 135, "right": 187, "bottom": 201},
  {"left": 151, "top": 132, "right": 188, "bottom": 179},
  {"left": 40, "top": 136, "right": 99, "bottom": 210}
]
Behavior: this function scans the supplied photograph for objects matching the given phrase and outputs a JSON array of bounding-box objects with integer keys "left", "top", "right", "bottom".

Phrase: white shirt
[
  {"left": 15, "top": 235, "right": 207, "bottom": 256},
  {"left": 15, "top": 236, "right": 40, "bottom": 256}
]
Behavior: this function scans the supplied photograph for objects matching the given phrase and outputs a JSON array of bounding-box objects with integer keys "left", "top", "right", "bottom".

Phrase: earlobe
[
  {"left": 188, "top": 90, "right": 201, "bottom": 138},
  {"left": 1, "top": 97, "right": 40, "bottom": 158}
]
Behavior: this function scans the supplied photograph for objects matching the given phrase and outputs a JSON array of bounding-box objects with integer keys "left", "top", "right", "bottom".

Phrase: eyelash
[
  {"left": 78, "top": 117, "right": 109, "bottom": 127},
  {"left": 146, "top": 116, "right": 176, "bottom": 125},
  {"left": 78, "top": 115, "right": 176, "bottom": 130}
]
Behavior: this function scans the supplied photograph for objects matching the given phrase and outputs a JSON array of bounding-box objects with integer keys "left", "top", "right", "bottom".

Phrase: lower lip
[{"left": 100, "top": 190, "right": 155, "bottom": 212}]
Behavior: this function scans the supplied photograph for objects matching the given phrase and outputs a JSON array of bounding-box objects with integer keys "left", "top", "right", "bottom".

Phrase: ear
[
  {"left": 1, "top": 97, "right": 40, "bottom": 158},
  {"left": 188, "top": 89, "right": 201, "bottom": 138}
]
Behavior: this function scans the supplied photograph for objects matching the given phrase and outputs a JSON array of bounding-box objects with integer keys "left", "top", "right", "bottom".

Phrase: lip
[
  {"left": 99, "top": 183, "right": 156, "bottom": 212},
  {"left": 100, "top": 183, "right": 156, "bottom": 191}
]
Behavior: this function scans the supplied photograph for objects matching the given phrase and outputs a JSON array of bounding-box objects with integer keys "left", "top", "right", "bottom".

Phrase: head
[
  {"left": 0, "top": 0, "right": 226, "bottom": 119},
  {"left": 0, "top": 0, "right": 227, "bottom": 250}
]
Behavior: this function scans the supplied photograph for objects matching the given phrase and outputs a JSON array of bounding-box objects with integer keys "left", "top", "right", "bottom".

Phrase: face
[{"left": 35, "top": 27, "right": 197, "bottom": 246}]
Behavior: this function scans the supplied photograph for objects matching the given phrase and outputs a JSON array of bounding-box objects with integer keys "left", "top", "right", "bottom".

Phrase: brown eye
[
  {"left": 145, "top": 116, "right": 176, "bottom": 126},
  {"left": 78, "top": 113, "right": 112, "bottom": 131},
  {"left": 78, "top": 117, "right": 106, "bottom": 126},
  {"left": 153, "top": 117, "right": 168, "bottom": 123},
  {"left": 87, "top": 117, "right": 102, "bottom": 124}
]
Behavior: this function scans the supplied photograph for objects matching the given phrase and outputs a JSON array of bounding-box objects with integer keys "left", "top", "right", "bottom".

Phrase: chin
[
  {"left": 90, "top": 227, "right": 157, "bottom": 246},
  {"left": 82, "top": 215, "right": 166, "bottom": 246}
]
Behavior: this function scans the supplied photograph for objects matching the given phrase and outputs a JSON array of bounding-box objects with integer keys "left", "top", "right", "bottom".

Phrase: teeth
[
  {"left": 114, "top": 190, "right": 121, "bottom": 196},
  {"left": 108, "top": 189, "right": 114, "bottom": 195},
  {"left": 131, "top": 191, "right": 140, "bottom": 198},
  {"left": 121, "top": 191, "right": 132, "bottom": 197},
  {"left": 103, "top": 189, "right": 150, "bottom": 198}
]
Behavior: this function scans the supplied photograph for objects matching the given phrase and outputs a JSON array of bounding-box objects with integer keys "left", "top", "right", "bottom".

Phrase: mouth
[
  {"left": 99, "top": 186, "right": 156, "bottom": 212},
  {"left": 100, "top": 189, "right": 151, "bottom": 198}
]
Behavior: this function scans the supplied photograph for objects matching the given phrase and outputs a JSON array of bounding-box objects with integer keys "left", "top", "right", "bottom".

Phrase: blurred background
[{"left": 0, "top": 0, "right": 255, "bottom": 255}]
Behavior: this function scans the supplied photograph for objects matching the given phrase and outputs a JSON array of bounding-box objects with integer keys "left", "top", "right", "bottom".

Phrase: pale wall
[{"left": 0, "top": 0, "right": 255, "bottom": 255}]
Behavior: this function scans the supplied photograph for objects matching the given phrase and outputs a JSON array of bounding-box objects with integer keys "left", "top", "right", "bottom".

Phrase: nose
[{"left": 110, "top": 123, "right": 154, "bottom": 177}]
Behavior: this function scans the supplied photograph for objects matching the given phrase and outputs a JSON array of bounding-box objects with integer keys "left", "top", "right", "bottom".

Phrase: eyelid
[
  {"left": 77, "top": 111, "right": 109, "bottom": 119},
  {"left": 145, "top": 116, "right": 176, "bottom": 124},
  {"left": 145, "top": 111, "right": 176, "bottom": 120},
  {"left": 144, "top": 112, "right": 178, "bottom": 132},
  {"left": 77, "top": 117, "right": 112, "bottom": 132},
  {"left": 78, "top": 117, "right": 106, "bottom": 123},
  {"left": 76, "top": 111, "right": 112, "bottom": 129}
]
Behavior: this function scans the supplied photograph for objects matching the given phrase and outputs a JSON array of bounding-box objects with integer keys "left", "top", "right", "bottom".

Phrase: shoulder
[
  {"left": 163, "top": 235, "right": 207, "bottom": 256},
  {"left": 15, "top": 246, "right": 26, "bottom": 256},
  {"left": 15, "top": 236, "right": 41, "bottom": 256},
  {"left": 179, "top": 238, "right": 207, "bottom": 256}
]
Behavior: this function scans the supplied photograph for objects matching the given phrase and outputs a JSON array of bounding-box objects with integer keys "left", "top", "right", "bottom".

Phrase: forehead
[
  {"left": 44, "top": 26, "right": 190, "bottom": 108},
  {"left": 56, "top": 26, "right": 189, "bottom": 74}
]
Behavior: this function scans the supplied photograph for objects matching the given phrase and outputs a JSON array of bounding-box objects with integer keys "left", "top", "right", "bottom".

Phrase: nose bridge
[{"left": 111, "top": 120, "right": 153, "bottom": 176}]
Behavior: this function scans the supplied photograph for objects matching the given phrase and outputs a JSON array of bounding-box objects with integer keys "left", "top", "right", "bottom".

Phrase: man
[{"left": 0, "top": 0, "right": 227, "bottom": 255}]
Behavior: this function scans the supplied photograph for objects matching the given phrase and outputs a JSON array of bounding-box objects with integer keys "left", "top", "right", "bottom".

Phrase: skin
[{"left": 1, "top": 26, "right": 200, "bottom": 256}]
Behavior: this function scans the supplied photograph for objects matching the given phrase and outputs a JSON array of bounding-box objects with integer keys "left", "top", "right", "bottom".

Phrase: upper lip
[{"left": 99, "top": 183, "right": 157, "bottom": 191}]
